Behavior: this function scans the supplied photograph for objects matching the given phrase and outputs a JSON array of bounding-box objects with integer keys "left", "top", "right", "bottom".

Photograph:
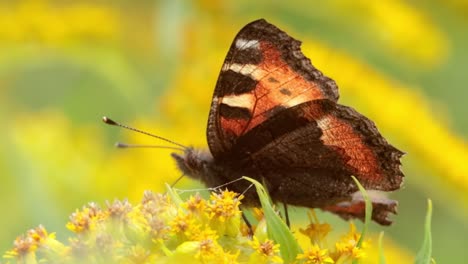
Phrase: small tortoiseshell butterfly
[
  {"left": 107, "top": 19, "right": 404, "bottom": 225},
  {"left": 172, "top": 19, "right": 404, "bottom": 225}
]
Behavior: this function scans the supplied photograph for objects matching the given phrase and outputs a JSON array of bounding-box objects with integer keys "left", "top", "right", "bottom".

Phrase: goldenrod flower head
[
  {"left": 206, "top": 190, "right": 244, "bottom": 237},
  {"left": 170, "top": 209, "right": 201, "bottom": 241},
  {"left": 106, "top": 199, "right": 133, "bottom": 220},
  {"left": 66, "top": 202, "right": 107, "bottom": 233},
  {"left": 171, "top": 210, "right": 194, "bottom": 234},
  {"left": 297, "top": 244, "right": 334, "bottom": 264},
  {"left": 27, "top": 225, "right": 50, "bottom": 245},
  {"left": 141, "top": 190, "right": 176, "bottom": 217},
  {"left": 163, "top": 228, "right": 225, "bottom": 264},
  {"left": 195, "top": 230, "right": 223, "bottom": 261},
  {"left": 3, "top": 225, "right": 64, "bottom": 262},
  {"left": 300, "top": 223, "right": 332, "bottom": 244},
  {"left": 184, "top": 193, "right": 207, "bottom": 214},
  {"left": 252, "top": 207, "right": 265, "bottom": 221},
  {"left": 207, "top": 189, "right": 243, "bottom": 222},
  {"left": 300, "top": 212, "right": 332, "bottom": 245},
  {"left": 4, "top": 235, "right": 36, "bottom": 259},
  {"left": 138, "top": 190, "right": 177, "bottom": 239},
  {"left": 122, "top": 244, "right": 156, "bottom": 263},
  {"left": 334, "top": 223, "right": 369, "bottom": 261},
  {"left": 248, "top": 237, "right": 283, "bottom": 263}
]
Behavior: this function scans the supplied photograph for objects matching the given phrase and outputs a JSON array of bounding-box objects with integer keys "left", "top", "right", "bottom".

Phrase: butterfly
[{"left": 171, "top": 19, "right": 404, "bottom": 225}]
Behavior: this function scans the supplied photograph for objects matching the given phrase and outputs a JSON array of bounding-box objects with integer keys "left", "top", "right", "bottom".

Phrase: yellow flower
[
  {"left": 165, "top": 237, "right": 238, "bottom": 264},
  {"left": 134, "top": 191, "right": 179, "bottom": 240},
  {"left": 119, "top": 244, "right": 157, "bottom": 263},
  {"left": 3, "top": 225, "right": 64, "bottom": 261},
  {"left": 27, "top": 225, "right": 50, "bottom": 245},
  {"left": 66, "top": 202, "right": 108, "bottom": 233},
  {"left": 297, "top": 244, "right": 334, "bottom": 264},
  {"left": 300, "top": 223, "right": 332, "bottom": 245},
  {"left": 207, "top": 190, "right": 244, "bottom": 222},
  {"left": 333, "top": 223, "right": 369, "bottom": 261},
  {"left": 170, "top": 210, "right": 201, "bottom": 242},
  {"left": 4, "top": 235, "right": 36, "bottom": 259},
  {"left": 184, "top": 194, "right": 207, "bottom": 214},
  {"left": 248, "top": 237, "right": 283, "bottom": 264},
  {"left": 171, "top": 210, "right": 195, "bottom": 234},
  {"left": 198, "top": 238, "right": 218, "bottom": 258},
  {"left": 107, "top": 199, "right": 133, "bottom": 219},
  {"left": 206, "top": 190, "right": 244, "bottom": 237},
  {"left": 193, "top": 229, "right": 227, "bottom": 263},
  {"left": 252, "top": 207, "right": 265, "bottom": 221},
  {"left": 300, "top": 210, "right": 332, "bottom": 245}
]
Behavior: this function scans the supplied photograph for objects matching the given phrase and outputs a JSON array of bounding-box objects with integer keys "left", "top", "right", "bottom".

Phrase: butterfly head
[{"left": 171, "top": 148, "right": 214, "bottom": 181}]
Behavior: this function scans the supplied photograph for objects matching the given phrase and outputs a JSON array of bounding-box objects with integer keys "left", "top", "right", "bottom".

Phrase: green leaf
[
  {"left": 415, "top": 199, "right": 433, "bottom": 264},
  {"left": 242, "top": 176, "right": 302, "bottom": 263},
  {"left": 351, "top": 176, "right": 372, "bottom": 264}
]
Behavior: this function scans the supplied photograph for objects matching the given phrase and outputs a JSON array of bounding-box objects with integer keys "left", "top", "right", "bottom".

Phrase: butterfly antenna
[
  {"left": 115, "top": 143, "right": 185, "bottom": 152},
  {"left": 240, "top": 183, "right": 254, "bottom": 197},
  {"left": 102, "top": 116, "right": 188, "bottom": 149}
]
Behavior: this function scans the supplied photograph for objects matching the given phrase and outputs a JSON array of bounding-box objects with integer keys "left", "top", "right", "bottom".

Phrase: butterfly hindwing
[
  {"left": 222, "top": 99, "right": 403, "bottom": 225},
  {"left": 227, "top": 99, "right": 403, "bottom": 192},
  {"left": 207, "top": 19, "right": 339, "bottom": 158}
]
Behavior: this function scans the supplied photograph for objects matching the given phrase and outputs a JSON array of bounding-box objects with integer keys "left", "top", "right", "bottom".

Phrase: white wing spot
[
  {"left": 316, "top": 116, "right": 332, "bottom": 132},
  {"left": 222, "top": 63, "right": 256, "bottom": 75},
  {"left": 283, "top": 94, "right": 310, "bottom": 108},
  {"left": 222, "top": 93, "right": 255, "bottom": 109},
  {"left": 235, "top": 38, "right": 260, "bottom": 50}
]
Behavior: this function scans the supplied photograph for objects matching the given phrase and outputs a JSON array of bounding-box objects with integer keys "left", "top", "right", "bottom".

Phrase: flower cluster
[
  {"left": 296, "top": 211, "right": 370, "bottom": 264},
  {"left": 3, "top": 185, "right": 380, "bottom": 264}
]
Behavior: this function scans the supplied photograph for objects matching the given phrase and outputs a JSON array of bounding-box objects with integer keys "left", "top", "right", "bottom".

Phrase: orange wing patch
[
  {"left": 220, "top": 41, "right": 329, "bottom": 136},
  {"left": 315, "top": 114, "right": 382, "bottom": 185},
  {"left": 219, "top": 116, "right": 249, "bottom": 139}
]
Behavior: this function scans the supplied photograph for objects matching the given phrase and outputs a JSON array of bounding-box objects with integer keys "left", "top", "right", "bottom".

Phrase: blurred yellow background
[{"left": 1, "top": 0, "right": 467, "bottom": 262}]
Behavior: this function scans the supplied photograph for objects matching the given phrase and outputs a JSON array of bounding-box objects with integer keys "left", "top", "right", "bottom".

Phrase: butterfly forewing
[{"left": 207, "top": 19, "right": 339, "bottom": 157}]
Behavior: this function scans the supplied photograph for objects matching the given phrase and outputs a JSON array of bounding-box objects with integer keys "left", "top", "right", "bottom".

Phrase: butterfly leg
[
  {"left": 283, "top": 203, "right": 291, "bottom": 228},
  {"left": 242, "top": 211, "right": 254, "bottom": 236},
  {"left": 170, "top": 173, "right": 185, "bottom": 188}
]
